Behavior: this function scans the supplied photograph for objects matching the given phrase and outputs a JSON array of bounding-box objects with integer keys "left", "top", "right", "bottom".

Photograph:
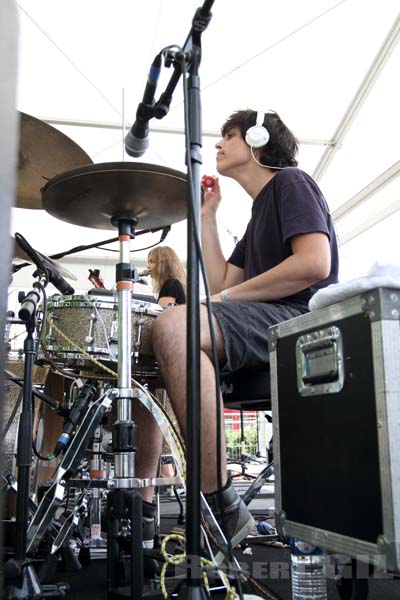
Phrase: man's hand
[{"left": 201, "top": 175, "right": 221, "bottom": 219}]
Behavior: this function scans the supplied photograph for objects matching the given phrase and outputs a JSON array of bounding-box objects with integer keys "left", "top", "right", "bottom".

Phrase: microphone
[
  {"left": 18, "top": 287, "right": 42, "bottom": 322},
  {"left": 41, "top": 264, "right": 75, "bottom": 295},
  {"left": 138, "top": 269, "right": 150, "bottom": 277},
  {"left": 53, "top": 382, "right": 98, "bottom": 457},
  {"left": 15, "top": 232, "right": 47, "bottom": 274},
  {"left": 125, "top": 53, "right": 162, "bottom": 158},
  {"left": 15, "top": 233, "right": 75, "bottom": 295}
]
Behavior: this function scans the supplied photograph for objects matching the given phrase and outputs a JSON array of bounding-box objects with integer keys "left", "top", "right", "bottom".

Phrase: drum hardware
[
  {"left": 2, "top": 469, "right": 86, "bottom": 581},
  {"left": 22, "top": 373, "right": 185, "bottom": 576},
  {"left": 3, "top": 266, "right": 69, "bottom": 600},
  {"left": 25, "top": 363, "right": 185, "bottom": 548},
  {"left": 37, "top": 491, "right": 90, "bottom": 584},
  {"left": 26, "top": 391, "right": 113, "bottom": 554},
  {"left": 1, "top": 471, "right": 40, "bottom": 517},
  {"left": 2, "top": 364, "right": 58, "bottom": 492},
  {"left": 4, "top": 368, "right": 58, "bottom": 410},
  {"left": 87, "top": 425, "right": 107, "bottom": 549},
  {"left": 104, "top": 212, "right": 148, "bottom": 600},
  {"left": 28, "top": 203, "right": 184, "bottom": 589}
]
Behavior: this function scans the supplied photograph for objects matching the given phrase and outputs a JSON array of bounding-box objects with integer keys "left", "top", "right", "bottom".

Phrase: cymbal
[
  {"left": 42, "top": 162, "right": 187, "bottom": 231},
  {"left": 17, "top": 112, "right": 93, "bottom": 209},
  {"left": 12, "top": 236, "right": 78, "bottom": 281}
]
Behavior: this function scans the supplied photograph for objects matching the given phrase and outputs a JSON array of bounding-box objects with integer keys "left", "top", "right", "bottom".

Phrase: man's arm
[
  {"left": 201, "top": 178, "right": 244, "bottom": 294},
  {"left": 212, "top": 232, "right": 331, "bottom": 302}
]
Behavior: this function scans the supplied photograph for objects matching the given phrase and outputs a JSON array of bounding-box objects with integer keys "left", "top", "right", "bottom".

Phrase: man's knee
[{"left": 153, "top": 305, "right": 186, "bottom": 353}]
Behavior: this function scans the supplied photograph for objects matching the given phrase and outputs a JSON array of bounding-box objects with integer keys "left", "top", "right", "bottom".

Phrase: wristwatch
[{"left": 220, "top": 289, "right": 231, "bottom": 302}]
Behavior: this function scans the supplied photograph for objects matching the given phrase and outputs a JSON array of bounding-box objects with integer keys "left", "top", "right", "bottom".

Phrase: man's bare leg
[
  {"left": 152, "top": 304, "right": 227, "bottom": 493},
  {"left": 132, "top": 401, "right": 163, "bottom": 503}
]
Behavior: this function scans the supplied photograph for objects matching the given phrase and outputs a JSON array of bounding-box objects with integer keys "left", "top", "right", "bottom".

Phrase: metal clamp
[{"left": 296, "top": 326, "right": 344, "bottom": 396}]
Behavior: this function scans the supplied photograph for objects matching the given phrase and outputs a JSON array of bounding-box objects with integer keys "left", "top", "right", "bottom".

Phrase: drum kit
[
  {"left": 4, "top": 6, "right": 238, "bottom": 598},
  {"left": 3, "top": 112, "right": 189, "bottom": 599},
  {"left": 5, "top": 110, "right": 236, "bottom": 600}
]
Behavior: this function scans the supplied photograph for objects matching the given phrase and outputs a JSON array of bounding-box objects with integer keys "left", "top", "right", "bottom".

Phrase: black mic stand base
[
  {"left": 4, "top": 560, "right": 70, "bottom": 600},
  {"left": 177, "top": 585, "right": 209, "bottom": 600}
]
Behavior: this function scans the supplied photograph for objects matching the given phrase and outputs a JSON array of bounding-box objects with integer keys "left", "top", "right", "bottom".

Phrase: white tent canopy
[{"left": 10, "top": 0, "right": 400, "bottom": 293}]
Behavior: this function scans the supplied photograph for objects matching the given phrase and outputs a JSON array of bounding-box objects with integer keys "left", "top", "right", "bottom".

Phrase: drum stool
[{"left": 220, "top": 367, "right": 274, "bottom": 506}]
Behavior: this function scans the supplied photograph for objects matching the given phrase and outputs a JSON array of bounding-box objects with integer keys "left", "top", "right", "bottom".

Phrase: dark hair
[{"left": 221, "top": 109, "right": 298, "bottom": 168}]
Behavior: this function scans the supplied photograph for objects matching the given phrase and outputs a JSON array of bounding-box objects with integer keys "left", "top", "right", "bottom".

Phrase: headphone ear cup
[{"left": 245, "top": 124, "right": 270, "bottom": 148}]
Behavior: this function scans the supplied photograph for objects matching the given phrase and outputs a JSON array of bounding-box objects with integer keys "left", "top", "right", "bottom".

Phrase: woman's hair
[
  {"left": 148, "top": 246, "right": 186, "bottom": 294},
  {"left": 221, "top": 109, "right": 298, "bottom": 168}
]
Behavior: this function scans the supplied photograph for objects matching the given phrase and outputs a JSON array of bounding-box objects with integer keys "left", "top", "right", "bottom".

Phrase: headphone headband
[{"left": 255, "top": 111, "right": 265, "bottom": 128}]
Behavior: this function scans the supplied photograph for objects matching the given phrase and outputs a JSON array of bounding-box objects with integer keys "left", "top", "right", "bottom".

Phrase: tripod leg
[{"left": 241, "top": 461, "right": 274, "bottom": 506}]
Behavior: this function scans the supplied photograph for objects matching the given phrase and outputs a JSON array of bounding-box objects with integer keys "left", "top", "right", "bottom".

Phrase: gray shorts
[{"left": 210, "top": 300, "right": 308, "bottom": 373}]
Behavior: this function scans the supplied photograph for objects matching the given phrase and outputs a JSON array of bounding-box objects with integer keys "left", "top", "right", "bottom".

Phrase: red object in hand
[{"left": 201, "top": 175, "right": 216, "bottom": 190}]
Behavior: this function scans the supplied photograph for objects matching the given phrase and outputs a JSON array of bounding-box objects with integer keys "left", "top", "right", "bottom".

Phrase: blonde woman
[
  {"left": 144, "top": 246, "right": 186, "bottom": 488},
  {"left": 147, "top": 246, "right": 186, "bottom": 307}
]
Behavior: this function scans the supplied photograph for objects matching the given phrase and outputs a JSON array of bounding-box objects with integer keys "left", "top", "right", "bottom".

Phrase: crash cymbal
[
  {"left": 11, "top": 236, "right": 78, "bottom": 281},
  {"left": 42, "top": 162, "right": 187, "bottom": 231},
  {"left": 17, "top": 112, "right": 92, "bottom": 209}
]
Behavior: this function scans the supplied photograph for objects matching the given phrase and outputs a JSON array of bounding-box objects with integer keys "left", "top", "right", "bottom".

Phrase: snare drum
[{"left": 39, "top": 294, "right": 162, "bottom": 375}]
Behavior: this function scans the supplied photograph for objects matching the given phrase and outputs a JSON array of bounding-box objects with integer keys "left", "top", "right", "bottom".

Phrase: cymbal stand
[
  {"left": 106, "top": 213, "right": 143, "bottom": 600},
  {"left": 4, "top": 275, "right": 68, "bottom": 599}
]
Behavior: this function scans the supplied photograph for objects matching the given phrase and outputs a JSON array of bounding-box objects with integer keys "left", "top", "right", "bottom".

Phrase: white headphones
[{"left": 245, "top": 111, "right": 270, "bottom": 148}]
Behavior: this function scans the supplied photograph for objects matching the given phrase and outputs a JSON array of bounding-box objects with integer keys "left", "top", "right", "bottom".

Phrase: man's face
[{"left": 215, "top": 127, "right": 253, "bottom": 176}]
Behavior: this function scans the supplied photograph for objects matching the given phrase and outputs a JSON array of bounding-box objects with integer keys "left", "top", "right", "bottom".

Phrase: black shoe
[{"left": 203, "top": 479, "right": 255, "bottom": 564}]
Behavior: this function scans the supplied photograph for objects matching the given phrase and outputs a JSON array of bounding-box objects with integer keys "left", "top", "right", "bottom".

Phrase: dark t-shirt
[
  {"left": 158, "top": 278, "right": 186, "bottom": 305},
  {"left": 228, "top": 167, "right": 339, "bottom": 305}
]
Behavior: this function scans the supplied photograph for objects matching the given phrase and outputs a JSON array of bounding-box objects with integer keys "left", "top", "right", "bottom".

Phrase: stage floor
[{"left": 3, "top": 493, "right": 399, "bottom": 600}]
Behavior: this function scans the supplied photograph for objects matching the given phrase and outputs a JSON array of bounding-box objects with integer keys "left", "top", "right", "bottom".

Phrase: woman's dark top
[{"left": 158, "top": 278, "right": 186, "bottom": 305}]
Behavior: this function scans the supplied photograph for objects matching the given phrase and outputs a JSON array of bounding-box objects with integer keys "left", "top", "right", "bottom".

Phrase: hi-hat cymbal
[
  {"left": 17, "top": 112, "right": 93, "bottom": 209},
  {"left": 42, "top": 162, "right": 187, "bottom": 231},
  {"left": 12, "top": 236, "right": 78, "bottom": 281}
]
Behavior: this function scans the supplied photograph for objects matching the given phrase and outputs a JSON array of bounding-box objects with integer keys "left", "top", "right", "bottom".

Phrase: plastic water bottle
[{"left": 290, "top": 538, "right": 327, "bottom": 600}]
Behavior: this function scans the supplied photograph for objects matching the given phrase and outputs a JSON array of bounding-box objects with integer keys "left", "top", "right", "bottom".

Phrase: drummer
[{"left": 146, "top": 246, "right": 186, "bottom": 307}]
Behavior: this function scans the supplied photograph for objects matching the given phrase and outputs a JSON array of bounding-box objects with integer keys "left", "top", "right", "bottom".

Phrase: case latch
[{"left": 296, "top": 326, "right": 344, "bottom": 396}]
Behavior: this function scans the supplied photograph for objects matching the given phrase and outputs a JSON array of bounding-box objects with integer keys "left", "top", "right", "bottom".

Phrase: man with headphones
[{"left": 152, "top": 109, "right": 339, "bottom": 559}]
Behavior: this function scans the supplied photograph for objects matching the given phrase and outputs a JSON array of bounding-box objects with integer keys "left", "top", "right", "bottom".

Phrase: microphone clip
[{"left": 135, "top": 101, "right": 155, "bottom": 126}]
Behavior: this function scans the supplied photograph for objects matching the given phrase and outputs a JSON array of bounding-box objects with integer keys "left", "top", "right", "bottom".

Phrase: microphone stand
[
  {"left": 182, "top": 14, "right": 210, "bottom": 600},
  {"left": 150, "top": 2, "right": 214, "bottom": 598},
  {"left": 4, "top": 274, "right": 67, "bottom": 599}
]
